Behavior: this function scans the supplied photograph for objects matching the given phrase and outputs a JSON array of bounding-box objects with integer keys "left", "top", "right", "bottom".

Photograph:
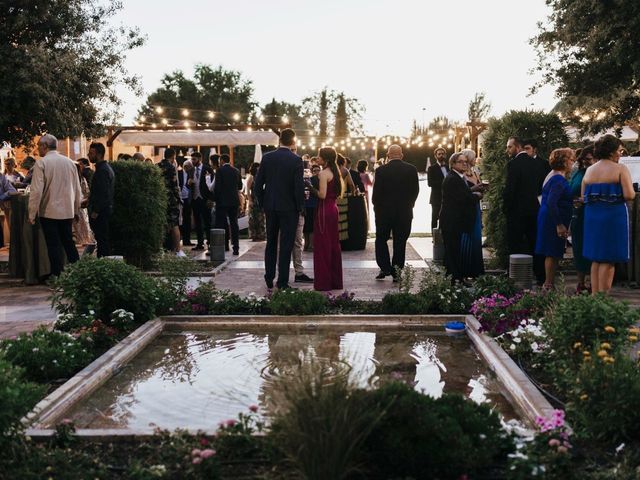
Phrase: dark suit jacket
[
  {"left": 213, "top": 163, "right": 242, "bottom": 207},
  {"left": 254, "top": 147, "right": 305, "bottom": 212},
  {"left": 439, "top": 171, "right": 478, "bottom": 234},
  {"left": 503, "top": 152, "right": 550, "bottom": 218},
  {"left": 88, "top": 161, "right": 114, "bottom": 215},
  {"left": 372, "top": 159, "right": 419, "bottom": 217},
  {"left": 427, "top": 161, "right": 449, "bottom": 205}
]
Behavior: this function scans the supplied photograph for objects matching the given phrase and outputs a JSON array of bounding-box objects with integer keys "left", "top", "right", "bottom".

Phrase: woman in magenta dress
[{"left": 309, "top": 147, "right": 344, "bottom": 291}]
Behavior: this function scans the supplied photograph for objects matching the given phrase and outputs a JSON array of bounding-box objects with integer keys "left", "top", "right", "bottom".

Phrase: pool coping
[{"left": 24, "top": 314, "right": 555, "bottom": 439}]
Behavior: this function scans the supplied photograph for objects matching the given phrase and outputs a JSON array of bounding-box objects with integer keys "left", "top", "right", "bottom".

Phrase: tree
[
  {"left": 532, "top": 0, "right": 640, "bottom": 133},
  {"left": 302, "top": 88, "right": 364, "bottom": 141},
  {"left": 0, "top": 0, "right": 144, "bottom": 147},
  {"left": 482, "top": 110, "right": 568, "bottom": 267},
  {"left": 137, "top": 65, "right": 257, "bottom": 125},
  {"left": 468, "top": 92, "right": 491, "bottom": 123},
  {"left": 260, "top": 98, "right": 307, "bottom": 132}
]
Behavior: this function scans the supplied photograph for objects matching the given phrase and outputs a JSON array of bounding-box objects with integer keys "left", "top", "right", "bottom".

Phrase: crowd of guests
[{"left": 433, "top": 134, "right": 636, "bottom": 295}]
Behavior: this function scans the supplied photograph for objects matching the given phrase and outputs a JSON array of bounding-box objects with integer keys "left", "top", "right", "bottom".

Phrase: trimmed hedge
[
  {"left": 109, "top": 161, "right": 167, "bottom": 268},
  {"left": 482, "top": 110, "right": 568, "bottom": 267}
]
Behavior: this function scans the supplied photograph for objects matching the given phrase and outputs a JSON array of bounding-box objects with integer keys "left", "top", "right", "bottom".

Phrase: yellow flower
[
  {"left": 583, "top": 350, "right": 591, "bottom": 356},
  {"left": 604, "top": 356, "right": 615, "bottom": 364},
  {"left": 573, "top": 342, "right": 582, "bottom": 349},
  {"left": 629, "top": 335, "right": 638, "bottom": 342},
  {"left": 580, "top": 394, "right": 588, "bottom": 401},
  {"left": 604, "top": 326, "right": 616, "bottom": 333},
  {"left": 629, "top": 327, "right": 640, "bottom": 333},
  {"left": 583, "top": 356, "right": 591, "bottom": 362},
  {"left": 597, "top": 349, "right": 608, "bottom": 358},
  {"left": 600, "top": 342, "right": 612, "bottom": 350}
]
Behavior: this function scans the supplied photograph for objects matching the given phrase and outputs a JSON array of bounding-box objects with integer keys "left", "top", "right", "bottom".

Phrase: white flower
[
  {"left": 512, "top": 337, "right": 522, "bottom": 344},
  {"left": 89, "top": 310, "right": 95, "bottom": 315},
  {"left": 510, "top": 344, "right": 516, "bottom": 351},
  {"left": 616, "top": 443, "right": 625, "bottom": 454},
  {"left": 531, "top": 342, "right": 540, "bottom": 352},
  {"left": 32, "top": 347, "right": 39, "bottom": 352}
]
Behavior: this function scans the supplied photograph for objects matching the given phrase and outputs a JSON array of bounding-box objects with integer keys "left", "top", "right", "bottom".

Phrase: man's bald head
[{"left": 387, "top": 144, "right": 403, "bottom": 161}]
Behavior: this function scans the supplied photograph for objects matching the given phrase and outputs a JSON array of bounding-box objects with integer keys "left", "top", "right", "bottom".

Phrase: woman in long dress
[
  {"left": 535, "top": 148, "right": 575, "bottom": 289},
  {"left": 459, "top": 149, "right": 485, "bottom": 278},
  {"left": 246, "top": 162, "right": 265, "bottom": 241},
  {"left": 73, "top": 162, "right": 95, "bottom": 248},
  {"left": 309, "top": 147, "right": 343, "bottom": 291},
  {"left": 568, "top": 145, "right": 595, "bottom": 293},
  {"left": 582, "top": 134, "right": 635, "bottom": 294}
]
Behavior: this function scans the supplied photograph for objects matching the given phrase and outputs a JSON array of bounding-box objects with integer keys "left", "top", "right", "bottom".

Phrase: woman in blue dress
[
  {"left": 535, "top": 148, "right": 575, "bottom": 289},
  {"left": 582, "top": 134, "right": 636, "bottom": 294},
  {"left": 459, "top": 149, "right": 485, "bottom": 278},
  {"left": 568, "top": 145, "right": 595, "bottom": 293}
]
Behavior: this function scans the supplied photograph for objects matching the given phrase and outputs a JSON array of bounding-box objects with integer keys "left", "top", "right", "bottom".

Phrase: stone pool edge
[{"left": 24, "top": 314, "right": 555, "bottom": 439}]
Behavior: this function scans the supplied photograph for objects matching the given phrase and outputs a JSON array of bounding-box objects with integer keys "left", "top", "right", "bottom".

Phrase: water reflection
[{"left": 64, "top": 327, "right": 516, "bottom": 430}]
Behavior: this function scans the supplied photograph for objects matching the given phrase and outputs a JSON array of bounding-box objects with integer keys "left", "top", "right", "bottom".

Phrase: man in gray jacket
[{"left": 29, "top": 134, "right": 81, "bottom": 277}]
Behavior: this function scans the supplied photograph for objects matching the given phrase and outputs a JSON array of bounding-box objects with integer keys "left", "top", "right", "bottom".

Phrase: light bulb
[{"left": 182, "top": 109, "right": 190, "bottom": 117}]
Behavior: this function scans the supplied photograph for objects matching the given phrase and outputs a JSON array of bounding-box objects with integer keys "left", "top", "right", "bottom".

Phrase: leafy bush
[
  {"left": 566, "top": 351, "right": 640, "bottom": 446},
  {"left": 380, "top": 292, "right": 429, "bottom": 314},
  {"left": 109, "top": 161, "right": 167, "bottom": 268},
  {"left": 416, "top": 266, "right": 473, "bottom": 313},
  {"left": 473, "top": 273, "right": 519, "bottom": 298},
  {"left": 0, "top": 327, "right": 94, "bottom": 383},
  {"left": 0, "top": 356, "right": 45, "bottom": 439},
  {"left": 482, "top": 110, "right": 568, "bottom": 266},
  {"left": 153, "top": 254, "right": 202, "bottom": 315},
  {"left": 178, "top": 282, "right": 266, "bottom": 315},
  {"left": 51, "top": 257, "right": 158, "bottom": 323},
  {"left": 363, "top": 382, "right": 514, "bottom": 479},
  {"left": 269, "top": 289, "right": 329, "bottom": 316},
  {"left": 542, "top": 294, "right": 639, "bottom": 375}
]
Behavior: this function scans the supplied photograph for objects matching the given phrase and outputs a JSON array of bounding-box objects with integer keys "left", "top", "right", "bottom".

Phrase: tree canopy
[
  {"left": 301, "top": 88, "right": 364, "bottom": 141},
  {"left": 0, "top": 0, "right": 144, "bottom": 147},
  {"left": 532, "top": 0, "right": 640, "bottom": 133},
  {"left": 137, "top": 65, "right": 257, "bottom": 126}
]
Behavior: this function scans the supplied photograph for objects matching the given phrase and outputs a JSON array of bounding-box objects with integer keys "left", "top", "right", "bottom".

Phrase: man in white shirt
[{"left": 28, "top": 134, "right": 82, "bottom": 277}]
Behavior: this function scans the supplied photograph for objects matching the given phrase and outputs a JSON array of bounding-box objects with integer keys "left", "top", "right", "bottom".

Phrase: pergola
[{"left": 106, "top": 125, "right": 283, "bottom": 163}]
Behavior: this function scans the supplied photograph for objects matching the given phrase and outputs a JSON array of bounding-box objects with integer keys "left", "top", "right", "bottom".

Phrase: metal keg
[
  {"left": 209, "top": 228, "right": 226, "bottom": 262},
  {"left": 509, "top": 254, "right": 533, "bottom": 290}
]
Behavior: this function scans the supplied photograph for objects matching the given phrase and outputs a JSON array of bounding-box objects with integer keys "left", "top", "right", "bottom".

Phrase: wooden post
[
  {"left": 107, "top": 127, "right": 114, "bottom": 161},
  {"left": 229, "top": 145, "right": 235, "bottom": 166}
]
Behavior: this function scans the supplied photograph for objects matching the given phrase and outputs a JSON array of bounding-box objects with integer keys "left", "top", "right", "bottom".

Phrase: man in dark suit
[
  {"left": 503, "top": 136, "right": 549, "bottom": 284},
  {"left": 213, "top": 154, "right": 243, "bottom": 255},
  {"left": 372, "top": 145, "right": 419, "bottom": 281},
  {"left": 440, "top": 153, "right": 483, "bottom": 282},
  {"left": 254, "top": 128, "right": 305, "bottom": 289},
  {"left": 178, "top": 159, "right": 194, "bottom": 246},
  {"left": 190, "top": 152, "right": 215, "bottom": 250},
  {"left": 427, "top": 147, "right": 449, "bottom": 230}
]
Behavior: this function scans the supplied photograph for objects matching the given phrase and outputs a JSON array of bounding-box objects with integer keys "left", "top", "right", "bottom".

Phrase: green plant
[
  {"left": 542, "top": 294, "right": 638, "bottom": 377},
  {"left": 482, "top": 110, "right": 568, "bottom": 266},
  {"left": 0, "top": 355, "right": 45, "bottom": 440},
  {"left": 109, "top": 161, "right": 167, "bottom": 268},
  {"left": 214, "top": 409, "right": 268, "bottom": 462},
  {"left": 395, "top": 264, "right": 416, "bottom": 294},
  {"left": 154, "top": 253, "right": 202, "bottom": 315},
  {"left": 0, "top": 327, "right": 94, "bottom": 383},
  {"left": 269, "top": 357, "right": 384, "bottom": 480},
  {"left": 417, "top": 266, "right": 473, "bottom": 313},
  {"left": 567, "top": 351, "right": 640, "bottom": 447},
  {"left": 269, "top": 289, "right": 329, "bottom": 316},
  {"left": 380, "top": 292, "right": 429, "bottom": 314},
  {"left": 51, "top": 257, "right": 159, "bottom": 323},
  {"left": 473, "top": 274, "right": 519, "bottom": 298},
  {"left": 363, "top": 382, "right": 514, "bottom": 479}
]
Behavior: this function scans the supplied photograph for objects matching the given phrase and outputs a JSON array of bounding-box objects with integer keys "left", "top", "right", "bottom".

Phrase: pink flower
[
  {"left": 200, "top": 449, "right": 216, "bottom": 459},
  {"left": 548, "top": 439, "right": 560, "bottom": 447},
  {"left": 192, "top": 456, "right": 202, "bottom": 465},
  {"left": 249, "top": 405, "right": 259, "bottom": 413},
  {"left": 61, "top": 418, "right": 73, "bottom": 425},
  {"left": 225, "top": 419, "right": 237, "bottom": 427},
  {"left": 191, "top": 448, "right": 202, "bottom": 457},
  {"left": 557, "top": 446, "right": 568, "bottom": 454},
  {"left": 199, "top": 437, "right": 209, "bottom": 446}
]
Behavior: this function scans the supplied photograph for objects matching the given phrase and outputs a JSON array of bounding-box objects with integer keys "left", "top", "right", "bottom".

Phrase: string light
[
  {"left": 155, "top": 106, "right": 163, "bottom": 114},
  {"left": 208, "top": 111, "right": 215, "bottom": 119},
  {"left": 182, "top": 109, "right": 190, "bottom": 117},
  {"left": 233, "top": 113, "right": 241, "bottom": 121}
]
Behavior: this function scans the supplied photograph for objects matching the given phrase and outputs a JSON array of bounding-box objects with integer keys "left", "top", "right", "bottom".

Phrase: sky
[{"left": 113, "top": 0, "right": 558, "bottom": 136}]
